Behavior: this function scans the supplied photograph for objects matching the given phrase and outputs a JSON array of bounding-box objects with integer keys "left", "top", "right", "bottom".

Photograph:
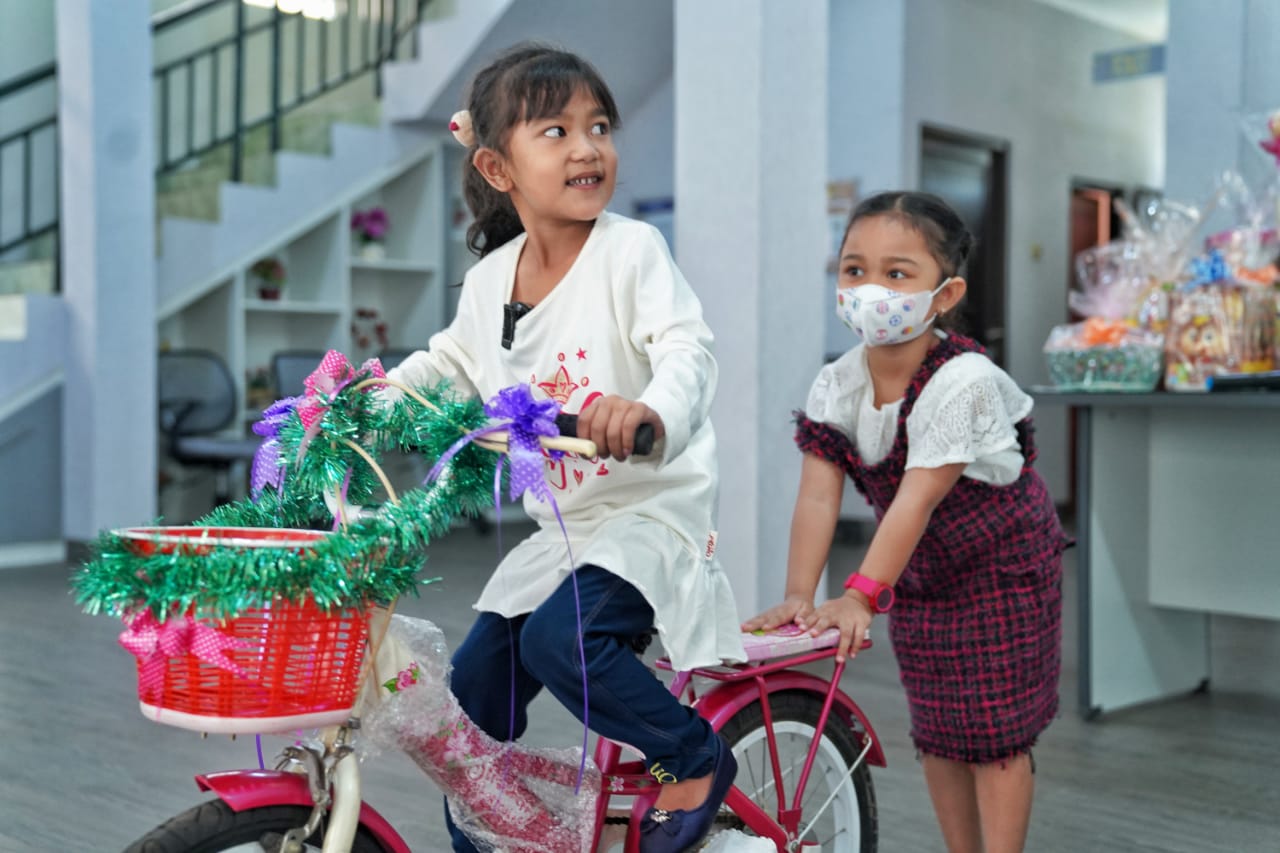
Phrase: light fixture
[{"left": 241, "top": 0, "right": 341, "bottom": 21}]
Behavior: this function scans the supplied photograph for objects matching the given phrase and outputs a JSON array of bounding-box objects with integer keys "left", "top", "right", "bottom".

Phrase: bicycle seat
[{"left": 740, "top": 624, "right": 844, "bottom": 663}]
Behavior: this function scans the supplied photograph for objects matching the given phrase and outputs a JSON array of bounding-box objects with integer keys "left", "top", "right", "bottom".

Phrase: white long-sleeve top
[{"left": 389, "top": 212, "right": 744, "bottom": 670}]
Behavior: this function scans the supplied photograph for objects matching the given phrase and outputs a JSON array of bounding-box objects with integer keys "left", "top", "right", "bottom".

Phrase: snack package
[
  {"left": 1043, "top": 319, "right": 1163, "bottom": 392},
  {"left": 1164, "top": 283, "right": 1276, "bottom": 391}
]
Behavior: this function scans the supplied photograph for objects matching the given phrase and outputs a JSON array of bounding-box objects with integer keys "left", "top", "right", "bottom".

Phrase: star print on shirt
[{"left": 576, "top": 348, "right": 587, "bottom": 360}]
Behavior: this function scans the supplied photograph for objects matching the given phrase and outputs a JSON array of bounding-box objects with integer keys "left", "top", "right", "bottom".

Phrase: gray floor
[{"left": 3, "top": 522, "right": 1279, "bottom": 853}]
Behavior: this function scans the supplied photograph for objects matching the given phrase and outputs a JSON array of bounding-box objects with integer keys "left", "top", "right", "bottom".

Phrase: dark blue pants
[{"left": 444, "top": 564, "right": 718, "bottom": 852}]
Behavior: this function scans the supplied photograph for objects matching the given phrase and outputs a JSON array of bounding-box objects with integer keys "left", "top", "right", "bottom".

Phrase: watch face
[{"left": 874, "top": 587, "right": 894, "bottom": 611}]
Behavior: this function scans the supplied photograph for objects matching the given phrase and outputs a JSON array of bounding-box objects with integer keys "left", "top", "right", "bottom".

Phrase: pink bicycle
[
  {"left": 110, "top": 382, "right": 885, "bottom": 852},
  {"left": 124, "top": 623, "right": 882, "bottom": 852}
]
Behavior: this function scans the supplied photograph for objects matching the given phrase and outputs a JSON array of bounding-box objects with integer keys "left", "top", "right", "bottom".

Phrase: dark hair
[
  {"left": 844, "top": 191, "right": 974, "bottom": 278},
  {"left": 843, "top": 191, "right": 974, "bottom": 329},
  {"left": 460, "top": 43, "right": 621, "bottom": 257}
]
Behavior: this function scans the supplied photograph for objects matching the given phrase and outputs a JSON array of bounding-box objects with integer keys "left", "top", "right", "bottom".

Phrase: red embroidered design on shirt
[{"left": 537, "top": 365, "right": 579, "bottom": 404}]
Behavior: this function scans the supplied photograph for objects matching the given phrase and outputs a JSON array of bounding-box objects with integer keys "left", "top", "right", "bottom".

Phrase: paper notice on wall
[{"left": 0, "top": 295, "right": 26, "bottom": 341}]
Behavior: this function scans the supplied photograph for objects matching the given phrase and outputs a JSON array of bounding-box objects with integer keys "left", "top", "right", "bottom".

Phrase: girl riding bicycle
[
  {"left": 384, "top": 43, "right": 744, "bottom": 853},
  {"left": 745, "top": 191, "right": 1069, "bottom": 853}
]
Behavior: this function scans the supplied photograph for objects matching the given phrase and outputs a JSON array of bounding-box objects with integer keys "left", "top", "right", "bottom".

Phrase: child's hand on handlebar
[
  {"left": 796, "top": 592, "right": 873, "bottom": 663},
  {"left": 741, "top": 596, "right": 815, "bottom": 634},
  {"left": 575, "top": 395, "right": 665, "bottom": 461}
]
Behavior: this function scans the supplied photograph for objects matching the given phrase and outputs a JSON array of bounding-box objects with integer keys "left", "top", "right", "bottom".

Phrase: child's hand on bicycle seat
[
  {"left": 795, "top": 593, "right": 874, "bottom": 663},
  {"left": 740, "top": 596, "right": 816, "bottom": 635},
  {"left": 575, "top": 395, "right": 665, "bottom": 461}
]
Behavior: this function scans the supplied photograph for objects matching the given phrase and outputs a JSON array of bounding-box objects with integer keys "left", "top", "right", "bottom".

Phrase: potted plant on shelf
[
  {"left": 245, "top": 366, "right": 274, "bottom": 410},
  {"left": 250, "top": 256, "right": 286, "bottom": 300},
  {"left": 351, "top": 306, "right": 390, "bottom": 363},
  {"left": 351, "top": 206, "right": 390, "bottom": 261}
]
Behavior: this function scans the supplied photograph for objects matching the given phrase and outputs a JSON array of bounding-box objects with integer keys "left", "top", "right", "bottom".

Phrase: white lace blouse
[{"left": 804, "top": 337, "right": 1033, "bottom": 486}]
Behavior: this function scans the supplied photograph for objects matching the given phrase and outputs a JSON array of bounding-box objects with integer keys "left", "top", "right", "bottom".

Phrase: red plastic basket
[{"left": 119, "top": 526, "right": 372, "bottom": 734}]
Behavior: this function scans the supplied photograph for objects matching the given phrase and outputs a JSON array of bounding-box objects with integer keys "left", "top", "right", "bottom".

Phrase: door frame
[{"left": 919, "top": 123, "right": 1011, "bottom": 366}]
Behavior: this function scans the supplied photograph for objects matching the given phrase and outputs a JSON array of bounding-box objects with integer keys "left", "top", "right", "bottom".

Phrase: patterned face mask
[{"left": 835, "top": 278, "right": 951, "bottom": 346}]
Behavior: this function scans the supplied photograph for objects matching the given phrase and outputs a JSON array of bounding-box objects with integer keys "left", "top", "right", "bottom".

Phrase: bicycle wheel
[
  {"left": 717, "top": 691, "right": 878, "bottom": 852},
  {"left": 123, "top": 800, "right": 392, "bottom": 853}
]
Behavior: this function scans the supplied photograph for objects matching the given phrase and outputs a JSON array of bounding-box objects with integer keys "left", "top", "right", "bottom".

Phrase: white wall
[
  {"left": 897, "top": 0, "right": 1166, "bottom": 498},
  {"left": 612, "top": 74, "right": 674, "bottom": 223},
  {"left": 1166, "top": 0, "right": 1280, "bottom": 226},
  {"left": 0, "top": 1, "right": 55, "bottom": 82}
]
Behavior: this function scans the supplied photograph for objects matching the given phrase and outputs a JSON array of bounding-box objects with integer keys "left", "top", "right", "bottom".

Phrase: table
[{"left": 1032, "top": 389, "right": 1280, "bottom": 717}]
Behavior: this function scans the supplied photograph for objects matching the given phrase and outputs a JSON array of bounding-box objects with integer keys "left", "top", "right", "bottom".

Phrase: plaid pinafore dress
[{"left": 796, "top": 334, "right": 1067, "bottom": 763}]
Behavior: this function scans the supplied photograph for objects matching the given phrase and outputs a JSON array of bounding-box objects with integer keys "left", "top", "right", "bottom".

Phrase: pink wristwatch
[{"left": 843, "top": 573, "right": 895, "bottom": 613}]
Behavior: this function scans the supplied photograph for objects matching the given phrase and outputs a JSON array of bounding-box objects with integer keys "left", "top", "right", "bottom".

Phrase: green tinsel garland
[{"left": 72, "top": 374, "right": 502, "bottom": 621}]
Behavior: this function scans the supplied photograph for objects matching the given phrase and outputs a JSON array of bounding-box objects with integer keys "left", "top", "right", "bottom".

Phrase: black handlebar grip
[{"left": 554, "top": 413, "right": 656, "bottom": 457}]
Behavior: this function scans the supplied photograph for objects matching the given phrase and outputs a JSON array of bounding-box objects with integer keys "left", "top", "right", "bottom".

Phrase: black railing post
[
  {"left": 185, "top": 58, "right": 196, "bottom": 159},
  {"left": 295, "top": 14, "right": 306, "bottom": 106},
  {"left": 211, "top": 48, "right": 220, "bottom": 144},
  {"left": 22, "top": 132, "right": 32, "bottom": 237},
  {"left": 390, "top": 0, "right": 400, "bottom": 60},
  {"left": 159, "top": 73, "right": 171, "bottom": 170},
  {"left": 374, "top": 0, "right": 385, "bottom": 97},
  {"left": 270, "top": 7, "right": 282, "bottom": 155},
  {"left": 230, "top": 0, "right": 246, "bottom": 181}
]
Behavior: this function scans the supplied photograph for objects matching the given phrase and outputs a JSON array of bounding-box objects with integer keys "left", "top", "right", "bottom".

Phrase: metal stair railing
[
  {"left": 0, "top": 0, "right": 433, "bottom": 279},
  {"left": 0, "top": 61, "right": 58, "bottom": 258},
  {"left": 153, "top": 0, "right": 432, "bottom": 182}
]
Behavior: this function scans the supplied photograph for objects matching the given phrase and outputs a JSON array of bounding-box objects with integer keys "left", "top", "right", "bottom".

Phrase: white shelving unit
[{"left": 156, "top": 141, "right": 447, "bottom": 426}]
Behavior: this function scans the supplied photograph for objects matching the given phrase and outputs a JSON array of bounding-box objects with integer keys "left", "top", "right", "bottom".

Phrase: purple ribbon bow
[
  {"left": 250, "top": 396, "right": 304, "bottom": 499},
  {"left": 426, "top": 383, "right": 592, "bottom": 792},
  {"left": 426, "top": 384, "right": 566, "bottom": 502}
]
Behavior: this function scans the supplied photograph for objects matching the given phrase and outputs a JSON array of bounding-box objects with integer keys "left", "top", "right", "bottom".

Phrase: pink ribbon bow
[
  {"left": 298, "top": 350, "right": 386, "bottom": 431},
  {"left": 119, "top": 611, "right": 249, "bottom": 695}
]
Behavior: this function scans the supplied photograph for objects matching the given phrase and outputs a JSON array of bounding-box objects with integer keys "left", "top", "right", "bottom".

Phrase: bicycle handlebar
[{"left": 553, "top": 413, "right": 656, "bottom": 457}]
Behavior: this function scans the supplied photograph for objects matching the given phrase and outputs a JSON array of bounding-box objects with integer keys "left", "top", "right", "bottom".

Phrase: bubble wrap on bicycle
[
  {"left": 359, "top": 615, "right": 600, "bottom": 853},
  {"left": 385, "top": 213, "right": 746, "bottom": 671}
]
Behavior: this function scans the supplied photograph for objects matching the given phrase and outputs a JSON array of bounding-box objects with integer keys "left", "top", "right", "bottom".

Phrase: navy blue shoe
[{"left": 639, "top": 735, "right": 738, "bottom": 852}]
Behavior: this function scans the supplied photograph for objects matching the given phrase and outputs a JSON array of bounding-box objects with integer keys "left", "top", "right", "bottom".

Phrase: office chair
[
  {"left": 157, "top": 349, "right": 261, "bottom": 506},
  {"left": 271, "top": 349, "right": 328, "bottom": 399}
]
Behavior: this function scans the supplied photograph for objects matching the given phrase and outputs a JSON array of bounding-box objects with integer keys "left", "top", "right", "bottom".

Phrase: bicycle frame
[
  {"left": 592, "top": 644, "right": 886, "bottom": 852},
  {"left": 192, "top": 643, "right": 884, "bottom": 853}
]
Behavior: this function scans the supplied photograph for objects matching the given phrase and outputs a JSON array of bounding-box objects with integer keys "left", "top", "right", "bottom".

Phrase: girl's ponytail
[{"left": 463, "top": 155, "right": 523, "bottom": 258}]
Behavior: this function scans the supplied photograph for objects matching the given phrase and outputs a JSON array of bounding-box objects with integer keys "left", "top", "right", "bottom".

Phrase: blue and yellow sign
[{"left": 1093, "top": 44, "right": 1165, "bottom": 83}]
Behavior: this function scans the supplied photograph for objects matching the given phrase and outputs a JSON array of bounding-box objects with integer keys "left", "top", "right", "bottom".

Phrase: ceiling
[{"left": 1032, "top": 0, "right": 1169, "bottom": 41}]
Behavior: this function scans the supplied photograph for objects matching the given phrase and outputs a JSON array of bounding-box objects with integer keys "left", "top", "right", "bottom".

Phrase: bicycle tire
[
  {"left": 122, "top": 800, "right": 392, "bottom": 853},
  {"left": 717, "top": 691, "right": 879, "bottom": 852}
]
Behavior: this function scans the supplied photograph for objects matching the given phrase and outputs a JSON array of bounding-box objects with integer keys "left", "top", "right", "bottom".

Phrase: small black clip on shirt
[{"left": 502, "top": 301, "right": 534, "bottom": 350}]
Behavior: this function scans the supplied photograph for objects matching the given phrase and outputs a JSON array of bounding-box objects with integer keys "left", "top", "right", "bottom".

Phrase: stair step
[
  {"left": 0, "top": 260, "right": 56, "bottom": 297},
  {"left": 382, "top": 0, "right": 516, "bottom": 122}
]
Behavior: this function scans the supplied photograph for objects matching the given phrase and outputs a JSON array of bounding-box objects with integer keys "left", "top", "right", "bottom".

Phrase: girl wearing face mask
[{"left": 744, "top": 191, "right": 1069, "bottom": 853}]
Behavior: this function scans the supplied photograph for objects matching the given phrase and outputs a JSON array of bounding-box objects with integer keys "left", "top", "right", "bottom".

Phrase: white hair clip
[{"left": 449, "top": 110, "right": 476, "bottom": 147}]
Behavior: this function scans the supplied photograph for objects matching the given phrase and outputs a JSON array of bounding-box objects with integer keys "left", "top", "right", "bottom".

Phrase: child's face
[
  {"left": 837, "top": 214, "right": 945, "bottom": 294},
  {"left": 499, "top": 87, "right": 617, "bottom": 226}
]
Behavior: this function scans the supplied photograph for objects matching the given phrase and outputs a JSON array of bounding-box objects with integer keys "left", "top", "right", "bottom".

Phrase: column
[
  {"left": 57, "top": 0, "right": 157, "bottom": 540},
  {"left": 675, "top": 0, "right": 829, "bottom": 616}
]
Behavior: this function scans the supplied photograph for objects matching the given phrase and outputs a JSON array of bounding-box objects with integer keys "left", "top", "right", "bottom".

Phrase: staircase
[{"left": 0, "top": 0, "right": 514, "bottom": 553}]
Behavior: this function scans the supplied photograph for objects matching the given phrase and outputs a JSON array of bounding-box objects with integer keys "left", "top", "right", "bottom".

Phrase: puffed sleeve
[
  {"left": 905, "top": 354, "right": 1031, "bottom": 472},
  {"left": 793, "top": 360, "right": 859, "bottom": 475},
  {"left": 621, "top": 224, "right": 718, "bottom": 465},
  {"left": 803, "top": 362, "right": 841, "bottom": 425}
]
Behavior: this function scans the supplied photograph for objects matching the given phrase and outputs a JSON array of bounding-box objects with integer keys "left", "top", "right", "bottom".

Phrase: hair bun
[{"left": 449, "top": 110, "right": 476, "bottom": 147}]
